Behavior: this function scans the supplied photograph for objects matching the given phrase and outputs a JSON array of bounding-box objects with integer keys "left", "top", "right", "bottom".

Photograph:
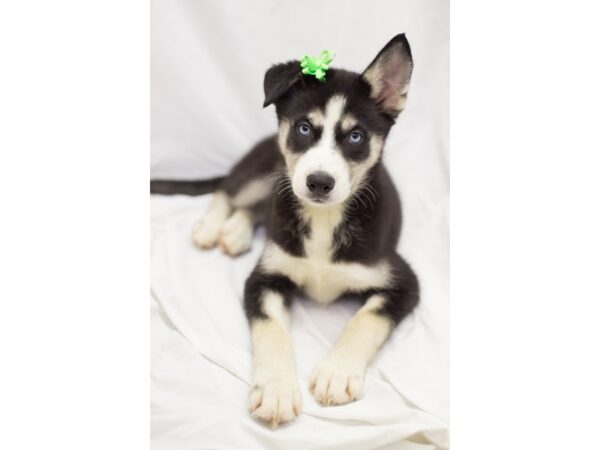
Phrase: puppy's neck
[
  {"left": 299, "top": 201, "right": 346, "bottom": 226},
  {"left": 299, "top": 201, "right": 345, "bottom": 262}
]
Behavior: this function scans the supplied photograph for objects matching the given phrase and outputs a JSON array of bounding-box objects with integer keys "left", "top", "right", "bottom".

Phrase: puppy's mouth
[
  {"left": 303, "top": 194, "right": 330, "bottom": 207},
  {"left": 293, "top": 187, "right": 349, "bottom": 207}
]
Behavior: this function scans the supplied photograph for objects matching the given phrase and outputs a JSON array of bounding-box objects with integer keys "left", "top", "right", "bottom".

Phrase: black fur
[
  {"left": 263, "top": 61, "right": 303, "bottom": 108},
  {"left": 267, "top": 177, "right": 310, "bottom": 257},
  {"left": 150, "top": 177, "right": 225, "bottom": 195},
  {"left": 219, "top": 136, "right": 283, "bottom": 198},
  {"left": 243, "top": 268, "right": 297, "bottom": 321},
  {"left": 359, "top": 252, "right": 420, "bottom": 325},
  {"left": 331, "top": 164, "right": 401, "bottom": 264}
]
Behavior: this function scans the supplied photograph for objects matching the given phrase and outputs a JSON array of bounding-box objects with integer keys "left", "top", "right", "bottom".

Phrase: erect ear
[
  {"left": 361, "top": 34, "right": 413, "bottom": 117},
  {"left": 263, "top": 61, "right": 302, "bottom": 108}
]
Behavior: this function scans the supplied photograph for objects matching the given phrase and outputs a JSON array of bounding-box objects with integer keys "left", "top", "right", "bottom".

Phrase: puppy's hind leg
[
  {"left": 219, "top": 208, "right": 254, "bottom": 256},
  {"left": 219, "top": 180, "right": 272, "bottom": 256},
  {"left": 193, "top": 135, "right": 282, "bottom": 253},
  {"left": 192, "top": 191, "right": 232, "bottom": 249}
]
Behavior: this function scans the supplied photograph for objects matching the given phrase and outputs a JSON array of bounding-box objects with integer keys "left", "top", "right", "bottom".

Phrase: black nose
[{"left": 306, "top": 171, "right": 335, "bottom": 196}]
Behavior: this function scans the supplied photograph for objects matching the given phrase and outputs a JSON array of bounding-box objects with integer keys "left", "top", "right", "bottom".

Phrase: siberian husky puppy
[{"left": 152, "top": 34, "right": 419, "bottom": 427}]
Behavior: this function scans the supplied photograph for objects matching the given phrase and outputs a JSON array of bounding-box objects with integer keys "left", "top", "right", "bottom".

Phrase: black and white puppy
[{"left": 154, "top": 34, "right": 419, "bottom": 426}]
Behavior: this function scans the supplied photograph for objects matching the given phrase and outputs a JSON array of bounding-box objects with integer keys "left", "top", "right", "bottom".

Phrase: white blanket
[{"left": 151, "top": 191, "right": 448, "bottom": 449}]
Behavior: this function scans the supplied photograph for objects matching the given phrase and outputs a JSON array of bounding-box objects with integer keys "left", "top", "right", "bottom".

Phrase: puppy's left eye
[{"left": 347, "top": 130, "right": 364, "bottom": 145}]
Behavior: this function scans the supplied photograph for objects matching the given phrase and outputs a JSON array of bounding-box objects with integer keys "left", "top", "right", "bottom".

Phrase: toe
[
  {"left": 192, "top": 220, "right": 220, "bottom": 248},
  {"left": 347, "top": 374, "right": 363, "bottom": 401},
  {"left": 277, "top": 396, "right": 295, "bottom": 423},
  {"left": 248, "top": 386, "right": 262, "bottom": 412},
  {"left": 327, "top": 373, "right": 352, "bottom": 405},
  {"left": 312, "top": 370, "right": 332, "bottom": 405}
]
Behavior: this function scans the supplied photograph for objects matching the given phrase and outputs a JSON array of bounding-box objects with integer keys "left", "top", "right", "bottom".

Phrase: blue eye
[
  {"left": 296, "top": 121, "right": 312, "bottom": 136},
  {"left": 348, "top": 130, "right": 364, "bottom": 145}
]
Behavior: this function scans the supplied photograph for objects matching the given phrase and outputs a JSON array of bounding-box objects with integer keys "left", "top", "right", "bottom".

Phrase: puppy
[{"left": 152, "top": 34, "right": 419, "bottom": 427}]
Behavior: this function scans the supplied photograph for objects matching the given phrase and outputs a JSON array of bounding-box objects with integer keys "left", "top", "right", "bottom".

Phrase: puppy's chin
[{"left": 292, "top": 187, "right": 349, "bottom": 208}]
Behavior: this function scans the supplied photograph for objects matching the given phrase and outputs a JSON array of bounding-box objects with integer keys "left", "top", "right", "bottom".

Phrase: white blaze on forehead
[{"left": 323, "top": 95, "right": 347, "bottom": 131}]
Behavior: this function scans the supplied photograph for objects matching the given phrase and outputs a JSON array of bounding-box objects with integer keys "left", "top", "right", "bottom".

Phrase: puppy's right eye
[{"left": 296, "top": 121, "right": 312, "bottom": 137}]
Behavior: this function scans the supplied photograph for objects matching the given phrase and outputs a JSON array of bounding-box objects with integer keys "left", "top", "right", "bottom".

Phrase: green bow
[{"left": 300, "top": 50, "right": 335, "bottom": 82}]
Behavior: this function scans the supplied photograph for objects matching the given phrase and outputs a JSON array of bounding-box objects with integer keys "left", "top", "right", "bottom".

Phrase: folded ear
[
  {"left": 263, "top": 61, "right": 302, "bottom": 107},
  {"left": 361, "top": 34, "right": 413, "bottom": 116}
]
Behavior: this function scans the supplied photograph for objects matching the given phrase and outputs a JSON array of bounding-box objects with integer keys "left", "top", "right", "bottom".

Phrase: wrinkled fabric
[{"left": 151, "top": 191, "right": 448, "bottom": 449}]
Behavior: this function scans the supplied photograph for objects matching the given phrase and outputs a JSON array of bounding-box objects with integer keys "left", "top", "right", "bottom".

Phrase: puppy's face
[{"left": 263, "top": 35, "right": 413, "bottom": 207}]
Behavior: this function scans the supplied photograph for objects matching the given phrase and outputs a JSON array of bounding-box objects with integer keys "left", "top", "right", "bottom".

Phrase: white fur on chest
[
  {"left": 261, "top": 207, "right": 390, "bottom": 304},
  {"left": 302, "top": 206, "right": 343, "bottom": 262}
]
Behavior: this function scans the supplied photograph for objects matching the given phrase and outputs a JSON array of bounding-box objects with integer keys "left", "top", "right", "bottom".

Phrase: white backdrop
[{"left": 151, "top": 0, "right": 448, "bottom": 449}]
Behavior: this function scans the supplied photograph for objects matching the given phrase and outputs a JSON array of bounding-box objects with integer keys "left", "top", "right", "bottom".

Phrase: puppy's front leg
[
  {"left": 245, "top": 270, "right": 301, "bottom": 426},
  {"left": 310, "top": 294, "right": 393, "bottom": 405},
  {"left": 311, "top": 254, "right": 419, "bottom": 406}
]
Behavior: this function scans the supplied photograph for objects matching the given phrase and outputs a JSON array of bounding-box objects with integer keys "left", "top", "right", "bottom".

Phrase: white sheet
[
  {"left": 151, "top": 0, "right": 448, "bottom": 447},
  {"left": 151, "top": 192, "right": 448, "bottom": 449}
]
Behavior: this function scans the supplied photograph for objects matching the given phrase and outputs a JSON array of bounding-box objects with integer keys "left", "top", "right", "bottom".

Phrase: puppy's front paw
[
  {"left": 249, "top": 379, "right": 302, "bottom": 427},
  {"left": 310, "top": 356, "right": 365, "bottom": 406},
  {"left": 219, "top": 210, "right": 253, "bottom": 256}
]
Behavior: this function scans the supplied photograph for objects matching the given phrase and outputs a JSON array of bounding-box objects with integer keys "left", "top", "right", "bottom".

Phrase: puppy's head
[{"left": 264, "top": 34, "right": 413, "bottom": 207}]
